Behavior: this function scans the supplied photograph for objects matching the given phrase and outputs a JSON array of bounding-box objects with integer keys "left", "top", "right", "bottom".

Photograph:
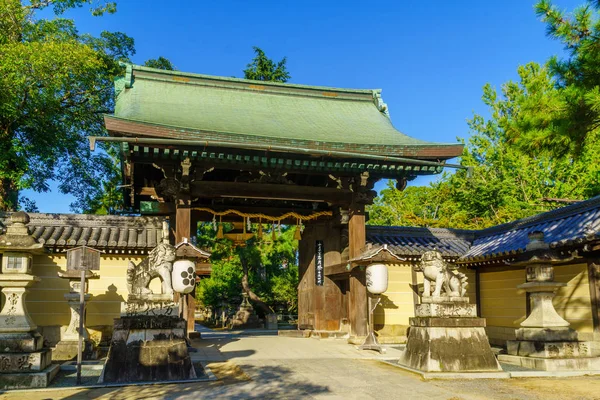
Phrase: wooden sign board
[{"left": 66, "top": 246, "right": 102, "bottom": 271}]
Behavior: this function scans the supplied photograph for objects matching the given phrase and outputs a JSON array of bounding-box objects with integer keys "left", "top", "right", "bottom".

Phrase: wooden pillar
[
  {"left": 348, "top": 203, "right": 367, "bottom": 337},
  {"left": 174, "top": 196, "right": 197, "bottom": 336},
  {"left": 587, "top": 259, "right": 600, "bottom": 339}
]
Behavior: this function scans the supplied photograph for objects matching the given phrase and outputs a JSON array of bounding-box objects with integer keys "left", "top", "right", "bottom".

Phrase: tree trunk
[
  {"left": 239, "top": 254, "right": 273, "bottom": 315},
  {"left": 0, "top": 177, "right": 17, "bottom": 211}
]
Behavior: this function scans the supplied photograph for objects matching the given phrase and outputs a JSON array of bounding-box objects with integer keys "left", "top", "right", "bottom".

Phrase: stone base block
[
  {"left": 99, "top": 316, "right": 196, "bottom": 383},
  {"left": 515, "top": 327, "right": 577, "bottom": 341},
  {"left": 399, "top": 325, "right": 502, "bottom": 372},
  {"left": 415, "top": 303, "right": 477, "bottom": 318},
  {"left": 0, "top": 349, "right": 52, "bottom": 372},
  {"left": 507, "top": 340, "right": 593, "bottom": 358},
  {"left": 421, "top": 296, "right": 470, "bottom": 304},
  {"left": 0, "top": 332, "right": 43, "bottom": 352},
  {"left": 121, "top": 300, "right": 179, "bottom": 317},
  {"left": 0, "top": 363, "right": 59, "bottom": 389},
  {"left": 410, "top": 317, "right": 486, "bottom": 328},
  {"left": 498, "top": 354, "right": 600, "bottom": 371},
  {"left": 52, "top": 340, "right": 97, "bottom": 361}
]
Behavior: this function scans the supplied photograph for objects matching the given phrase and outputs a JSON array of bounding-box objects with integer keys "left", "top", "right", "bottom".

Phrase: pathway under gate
[{"left": 5, "top": 328, "right": 600, "bottom": 399}]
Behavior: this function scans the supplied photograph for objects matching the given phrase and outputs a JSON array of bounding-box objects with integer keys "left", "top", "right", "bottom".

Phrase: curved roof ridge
[{"left": 130, "top": 64, "right": 379, "bottom": 95}]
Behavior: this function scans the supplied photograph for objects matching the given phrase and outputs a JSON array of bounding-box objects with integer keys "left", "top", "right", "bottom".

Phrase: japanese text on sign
[{"left": 315, "top": 240, "right": 324, "bottom": 286}]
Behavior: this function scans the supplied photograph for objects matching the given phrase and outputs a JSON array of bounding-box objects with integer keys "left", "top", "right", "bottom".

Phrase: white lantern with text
[
  {"left": 172, "top": 259, "right": 196, "bottom": 294},
  {"left": 366, "top": 263, "right": 388, "bottom": 294}
]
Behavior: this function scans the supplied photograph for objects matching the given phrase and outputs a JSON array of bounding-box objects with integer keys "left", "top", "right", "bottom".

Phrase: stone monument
[
  {"left": 498, "top": 232, "right": 600, "bottom": 371},
  {"left": 399, "top": 250, "right": 502, "bottom": 372},
  {"left": 99, "top": 241, "right": 196, "bottom": 383},
  {"left": 52, "top": 270, "right": 98, "bottom": 361},
  {"left": 230, "top": 292, "right": 261, "bottom": 329},
  {"left": 0, "top": 212, "right": 59, "bottom": 389}
]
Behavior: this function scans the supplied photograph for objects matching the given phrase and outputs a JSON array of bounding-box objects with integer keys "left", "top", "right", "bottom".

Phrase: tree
[
  {"left": 196, "top": 222, "right": 299, "bottom": 317},
  {"left": 506, "top": 0, "right": 600, "bottom": 156},
  {"left": 369, "top": 62, "right": 600, "bottom": 229},
  {"left": 144, "top": 56, "right": 176, "bottom": 71},
  {"left": 0, "top": 0, "right": 135, "bottom": 211},
  {"left": 243, "top": 46, "right": 291, "bottom": 82}
]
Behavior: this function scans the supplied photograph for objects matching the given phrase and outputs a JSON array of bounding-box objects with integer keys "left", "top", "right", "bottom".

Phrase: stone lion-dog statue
[
  {"left": 127, "top": 242, "right": 177, "bottom": 296},
  {"left": 415, "top": 250, "right": 468, "bottom": 297}
]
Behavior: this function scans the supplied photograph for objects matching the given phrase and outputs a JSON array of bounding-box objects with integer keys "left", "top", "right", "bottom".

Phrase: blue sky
[{"left": 23, "top": 0, "right": 581, "bottom": 213}]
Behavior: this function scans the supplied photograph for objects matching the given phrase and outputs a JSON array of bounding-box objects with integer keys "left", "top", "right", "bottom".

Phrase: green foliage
[
  {"left": 369, "top": 62, "right": 600, "bottom": 229},
  {"left": 243, "top": 46, "right": 291, "bottom": 82},
  {"left": 144, "top": 56, "right": 176, "bottom": 71},
  {"left": 0, "top": 0, "right": 134, "bottom": 211},
  {"left": 370, "top": 1, "right": 600, "bottom": 229},
  {"left": 196, "top": 223, "right": 299, "bottom": 312},
  {"left": 508, "top": 0, "right": 600, "bottom": 156}
]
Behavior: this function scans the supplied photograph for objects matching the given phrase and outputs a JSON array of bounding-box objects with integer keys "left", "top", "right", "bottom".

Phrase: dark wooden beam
[
  {"left": 190, "top": 181, "right": 352, "bottom": 205},
  {"left": 324, "top": 262, "right": 352, "bottom": 277},
  {"left": 348, "top": 203, "right": 367, "bottom": 337}
]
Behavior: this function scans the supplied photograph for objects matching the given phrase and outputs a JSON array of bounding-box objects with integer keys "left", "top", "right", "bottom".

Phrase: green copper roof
[{"left": 107, "top": 64, "right": 462, "bottom": 159}]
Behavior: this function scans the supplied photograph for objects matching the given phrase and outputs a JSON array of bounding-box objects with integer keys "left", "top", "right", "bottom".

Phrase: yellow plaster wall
[
  {"left": 479, "top": 263, "right": 593, "bottom": 343},
  {"left": 373, "top": 263, "right": 414, "bottom": 332},
  {"left": 25, "top": 254, "right": 160, "bottom": 338},
  {"left": 372, "top": 263, "right": 477, "bottom": 340}
]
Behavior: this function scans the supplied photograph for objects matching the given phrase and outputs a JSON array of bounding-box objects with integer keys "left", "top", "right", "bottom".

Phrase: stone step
[
  {"left": 309, "top": 330, "right": 350, "bottom": 340},
  {"left": 0, "top": 363, "right": 59, "bottom": 389},
  {"left": 0, "top": 348, "right": 52, "bottom": 372},
  {"left": 278, "top": 330, "right": 311, "bottom": 338}
]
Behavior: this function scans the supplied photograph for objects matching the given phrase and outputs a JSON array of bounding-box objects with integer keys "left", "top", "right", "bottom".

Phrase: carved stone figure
[
  {"left": 415, "top": 250, "right": 468, "bottom": 297},
  {"left": 127, "top": 243, "right": 177, "bottom": 296}
]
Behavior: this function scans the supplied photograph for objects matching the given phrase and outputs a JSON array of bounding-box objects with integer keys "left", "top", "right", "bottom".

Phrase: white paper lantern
[
  {"left": 172, "top": 259, "right": 196, "bottom": 294},
  {"left": 366, "top": 263, "right": 388, "bottom": 294}
]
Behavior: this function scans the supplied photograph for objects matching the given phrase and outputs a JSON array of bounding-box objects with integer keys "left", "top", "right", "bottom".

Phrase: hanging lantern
[
  {"left": 272, "top": 222, "right": 277, "bottom": 241},
  {"left": 172, "top": 259, "right": 196, "bottom": 294},
  {"left": 366, "top": 263, "right": 388, "bottom": 294}
]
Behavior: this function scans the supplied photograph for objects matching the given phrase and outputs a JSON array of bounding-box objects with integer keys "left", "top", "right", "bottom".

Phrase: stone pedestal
[
  {"left": 53, "top": 269, "right": 100, "bottom": 361},
  {"left": 499, "top": 282, "right": 600, "bottom": 370},
  {"left": 99, "top": 315, "right": 196, "bottom": 383},
  {"left": 0, "top": 275, "right": 59, "bottom": 389},
  {"left": 399, "top": 297, "right": 502, "bottom": 372},
  {"left": 99, "top": 299, "right": 195, "bottom": 383},
  {"left": 498, "top": 231, "right": 600, "bottom": 371},
  {"left": 53, "top": 293, "right": 96, "bottom": 361}
]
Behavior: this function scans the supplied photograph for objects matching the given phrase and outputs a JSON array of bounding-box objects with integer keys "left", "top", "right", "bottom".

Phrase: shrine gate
[{"left": 93, "top": 64, "right": 463, "bottom": 337}]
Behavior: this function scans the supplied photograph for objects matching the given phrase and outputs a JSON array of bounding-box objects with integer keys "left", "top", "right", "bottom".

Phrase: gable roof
[{"left": 105, "top": 64, "right": 463, "bottom": 160}]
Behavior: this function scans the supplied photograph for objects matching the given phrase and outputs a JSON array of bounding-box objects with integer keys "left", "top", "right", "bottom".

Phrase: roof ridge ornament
[{"left": 372, "top": 90, "right": 389, "bottom": 117}]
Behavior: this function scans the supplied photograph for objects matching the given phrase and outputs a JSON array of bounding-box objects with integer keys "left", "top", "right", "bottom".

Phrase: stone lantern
[
  {"left": 498, "top": 231, "right": 600, "bottom": 370},
  {"left": 53, "top": 269, "right": 99, "bottom": 361},
  {"left": 0, "top": 212, "right": 59, "bottom": 388}
]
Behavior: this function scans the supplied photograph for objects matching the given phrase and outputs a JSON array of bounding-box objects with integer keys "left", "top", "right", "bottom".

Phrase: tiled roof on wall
[
  {"left": 365, "top": 195, "right": 600, "bottom": 264},
  {"left": 0, "top": 213, "right": 167, "bottom": 253},
  {"left": 459, "top": 196, "right": 600, "bottom": 263},
  {"left": 366, "top": 226, "right": 475, "bottom": 261}
]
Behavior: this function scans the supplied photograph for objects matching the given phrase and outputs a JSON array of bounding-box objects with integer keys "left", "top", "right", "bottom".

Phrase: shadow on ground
[{"left": 56, "top": 362, "right": 330, "bottom": 400}]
